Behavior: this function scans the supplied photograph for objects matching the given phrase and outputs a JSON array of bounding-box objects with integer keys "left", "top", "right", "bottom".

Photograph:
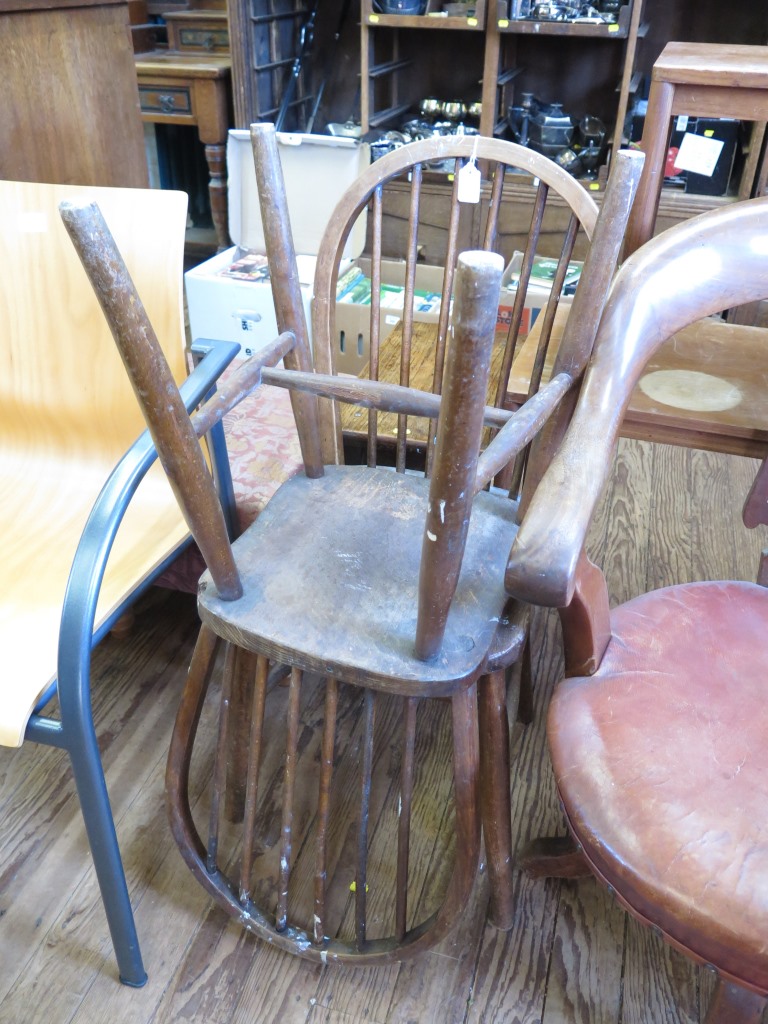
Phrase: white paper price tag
[
  {"left": 457, "top": 160, "right": 481, "bottom": 204},
  {"left": 673, "top": 132, "right": 724, "bottom": 177}
]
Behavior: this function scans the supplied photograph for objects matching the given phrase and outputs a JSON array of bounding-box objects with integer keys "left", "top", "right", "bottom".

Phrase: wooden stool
[{"left": 624, "top": 42, "right": 768, "bottom": 257}]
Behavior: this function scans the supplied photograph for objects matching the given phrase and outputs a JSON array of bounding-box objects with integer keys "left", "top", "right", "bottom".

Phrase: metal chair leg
[{"left": 66, "top": 722, "right": 147, "bottom": 986}]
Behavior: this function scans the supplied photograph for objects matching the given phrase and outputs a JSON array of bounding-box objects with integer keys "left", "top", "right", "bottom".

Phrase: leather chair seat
[{"left": 549, "top": 580, "right": 768, "bottom": 994}]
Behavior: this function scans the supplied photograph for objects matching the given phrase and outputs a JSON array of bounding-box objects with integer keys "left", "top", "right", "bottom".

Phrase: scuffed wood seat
[{"left": 199, "top": 465, "right": 518, "bottom": 691}]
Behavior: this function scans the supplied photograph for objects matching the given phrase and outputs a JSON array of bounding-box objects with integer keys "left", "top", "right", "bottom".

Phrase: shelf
[
  {"left": 369, "top": 57, "right": 414, "bottom": 77},
  {"left": 368, "top": 103, "right": 414, "bottom": 127},
  {"left": 496, "top": 0, "right": 633, "bottom": 38}
]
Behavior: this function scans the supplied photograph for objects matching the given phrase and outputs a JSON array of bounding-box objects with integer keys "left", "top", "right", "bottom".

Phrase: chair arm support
[
  {"left": 505, "top": 195, "right": 768, "bottom": 609},
  {"left": 474, "top": 373, "right": 573, "bottom": 495}
]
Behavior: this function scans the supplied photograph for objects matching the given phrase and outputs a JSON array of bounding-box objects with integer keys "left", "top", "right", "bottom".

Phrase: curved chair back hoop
[
  {"left": 304, "top": 129, "right": 608, "bottom": 470},
  {"left": 506, "top": 194, "right": 768, "bottom": 611}
]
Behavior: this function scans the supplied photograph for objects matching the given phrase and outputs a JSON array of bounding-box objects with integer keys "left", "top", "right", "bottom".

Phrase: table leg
[
  {"left": 623, "top": 78, "right": 675, "bottom": 258},
  {"left": 205, "top": 142, "right": 230, "bottom": 252}
]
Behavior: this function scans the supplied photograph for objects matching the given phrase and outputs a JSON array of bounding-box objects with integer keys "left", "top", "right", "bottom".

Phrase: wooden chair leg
[
  {"left": 516, "top": 638, "right": 534, "bottom": 725},
  {"left": 704, "top": 980, "right": 767, "bottom": 1024},
  {"left": 518, "top": 834, "right": 592, "bottom": 879},
  {"left": 224, "top": 646, "right": 259, "bottom": 822},
  {"left": 756, "top": 548, "right": 768, "bottom": 587},
  {"left": 479, "top": 669, "right": 514, "bottom": 930}
]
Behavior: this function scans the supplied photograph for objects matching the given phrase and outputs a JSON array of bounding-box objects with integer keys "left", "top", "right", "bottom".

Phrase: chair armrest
[
  {"left": 505, "top": 195, "right": 768, "bottom": 609},
  {"left": 43, "top": 341, "right": 239, "bottom": 729}
]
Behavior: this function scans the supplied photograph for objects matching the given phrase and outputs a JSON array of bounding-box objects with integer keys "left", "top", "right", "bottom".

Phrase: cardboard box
[
  {"left": 185, "top": 130, "right": 369, "bottom": 359},
  {"left": 497, "top": 251, "right": 581, "bottom": 335},
  {"left": 332, "top": 259, "right": 448, "bottom": 375}
]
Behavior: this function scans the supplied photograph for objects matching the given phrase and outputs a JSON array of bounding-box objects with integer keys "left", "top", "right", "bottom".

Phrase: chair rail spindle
[
  {"left": 368, "top": 186, "right": 384, "bottom": 468},
  {"left": 238, "top": 654, "right": 269, "bottom": 903},
  {"left": 275, "top": 666, "right": 302, "bottom": 932},
  {"left": 313, "top": 677, "right": 339, "bottom": 945}
]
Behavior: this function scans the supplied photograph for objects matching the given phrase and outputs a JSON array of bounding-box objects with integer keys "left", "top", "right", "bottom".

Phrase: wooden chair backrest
[
  {"left": 305, "top": 134, "right": 642, "bottom": 482},
  {"left": 505, "top": 195, "right": 768, "bottom": 612},
  {"left": 0, "top": 181, "right": 188, "bottom": 458}
]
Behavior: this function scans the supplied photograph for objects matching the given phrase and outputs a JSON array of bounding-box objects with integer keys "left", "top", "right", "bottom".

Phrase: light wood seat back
[{"left": 0, "top": 181, "right": 190, "bottom": 747}]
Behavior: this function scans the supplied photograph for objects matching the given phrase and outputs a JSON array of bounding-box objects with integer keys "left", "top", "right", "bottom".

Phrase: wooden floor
[{"left": 1, "top": 439, "right": 766, "bottom": 1024}]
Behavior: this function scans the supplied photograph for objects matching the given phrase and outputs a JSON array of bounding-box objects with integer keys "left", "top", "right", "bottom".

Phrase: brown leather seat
[
  {"left": 503, "top": 194, "right": 768, "bottom": 1022},
  {"left": 550, "top": 579, "right": 768, "bottom": 995}
]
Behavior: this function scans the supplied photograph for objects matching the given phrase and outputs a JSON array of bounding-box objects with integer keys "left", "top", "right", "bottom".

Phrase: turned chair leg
[
  {"left": 704, "top": 980, "right": 767, "bottom": 1024},
  {"left": 518, "top": 835, "right": 592, "bottom": 879},
  {"left": 479, "top": 669, "right": 514, "bottom": 929},
  {"left": 516, "top": 638, "right": 534, "bottom": 725}
]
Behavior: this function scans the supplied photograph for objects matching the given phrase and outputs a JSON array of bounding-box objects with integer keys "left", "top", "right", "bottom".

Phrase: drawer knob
[{"left": 159, "top": 94, "right": 176, "bottom": 114}]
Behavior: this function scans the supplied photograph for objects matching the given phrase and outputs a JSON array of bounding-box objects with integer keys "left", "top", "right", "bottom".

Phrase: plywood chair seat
[
  {"left": 199, "top": 465, "right": 518, "bottom": 693},
  {"left": 0, "top": 454, "right": 187, "bottom": 747},
  {"left": 0, "top": 179, "right": 240, "bottom": 987},
  {"left": 550, "top": 579, "right": 768, "bottom": 996}
]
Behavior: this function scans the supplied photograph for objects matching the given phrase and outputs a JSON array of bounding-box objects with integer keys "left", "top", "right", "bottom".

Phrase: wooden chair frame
[
  {"left": 58, "top": 131, "right": 643, "bottom": 963},
  {"left": 505, "top": 195, "right": 768, "bottom": 1023}
]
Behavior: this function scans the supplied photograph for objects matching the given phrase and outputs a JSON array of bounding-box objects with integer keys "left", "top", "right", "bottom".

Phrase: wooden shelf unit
[{"left": 360, "top": 0, "right": 645, "bottom": 157}]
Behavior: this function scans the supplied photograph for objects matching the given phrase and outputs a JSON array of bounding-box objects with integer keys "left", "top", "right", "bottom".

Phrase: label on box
[{"left": 673, "top": 132, "right": 724, "bottom": 178}]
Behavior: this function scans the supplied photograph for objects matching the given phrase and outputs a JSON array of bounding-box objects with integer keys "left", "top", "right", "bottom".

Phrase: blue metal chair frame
[{"left": 22, "top": 338, "right": 239, "bottom": 987}]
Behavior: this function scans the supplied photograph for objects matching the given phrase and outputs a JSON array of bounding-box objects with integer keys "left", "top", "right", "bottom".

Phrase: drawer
[
  {"left": 138, "top": 83, "right": 193, "bottom": 117},
  {"left": 168, "top": 24, "right": 229, "bottom": 52},
  {"left": 165, "top": 13, "right": 229, "bottom": 53}
]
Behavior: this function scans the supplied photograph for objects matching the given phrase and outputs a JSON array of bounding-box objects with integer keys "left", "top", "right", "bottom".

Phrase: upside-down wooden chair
[
  {"left": 505, "top": 195, "right": 768, "bottom": 1022},
  {"left": 0, "top": 180, "right": 239, "bottom": 985},
  {"left": 60, "top": 131, "right": 642, "bottom": 961}
]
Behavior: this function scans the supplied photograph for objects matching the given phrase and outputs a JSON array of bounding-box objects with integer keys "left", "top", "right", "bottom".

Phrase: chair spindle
[
  {"left": 239, "top": 653, "right": 269, "bottom": 903},
  {"left": 275, "top": 666, "right": 302, "bottom": 932},
  {"left": 313, "top": 677, "right": 339, "bottom": 945}
]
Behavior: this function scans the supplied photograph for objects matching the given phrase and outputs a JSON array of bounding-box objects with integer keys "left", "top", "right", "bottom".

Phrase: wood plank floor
[{"left": 1, "top": 440, "right": 766, "bottom": 1024}]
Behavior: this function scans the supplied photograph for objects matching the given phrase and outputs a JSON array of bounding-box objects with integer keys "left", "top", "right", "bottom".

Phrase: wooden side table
[
  {"left": 624, "top": 42, "right": 768, "bottom": 257},
  {"left": 135, "top": 53, "right": 232, "bottom": 250}
]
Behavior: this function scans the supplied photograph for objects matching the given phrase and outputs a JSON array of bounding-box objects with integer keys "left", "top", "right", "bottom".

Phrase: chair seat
[
  {"left": 0, "top": 454, "right": 188, "bottom": 747},
  {"left": 198, "top": 464, "right": 518, "bottom": 694},
  {"left": 549, "top": 580, "right": 768, "bottom": 994}
]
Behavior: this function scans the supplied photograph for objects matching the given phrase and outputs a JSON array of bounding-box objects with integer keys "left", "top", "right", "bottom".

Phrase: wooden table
[
  {"left": 340, "top": 308, "right": 768, "bottom": 459},
  {"left": 135, "top": 52, "right": 232, "bottom": 251},
  {"left": 339, "top": 320, "right": 511, "bottom": 445},
  {"left": 510, "top": 305, "right": 768, "bottom": 458},
  {"left": 625, "top": 42, "right": 768, "bottom": 258}
]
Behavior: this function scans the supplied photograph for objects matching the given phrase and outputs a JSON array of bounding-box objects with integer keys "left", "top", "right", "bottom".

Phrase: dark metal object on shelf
[
  {"left": 508, "top": 97, "right": 607, "bottom": 177},
  {"left": 373, "top": 0, "right": 428, "bottom": 12},
  {"left": 508, "top": 0, "right": 625, "bottom": 21}
]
